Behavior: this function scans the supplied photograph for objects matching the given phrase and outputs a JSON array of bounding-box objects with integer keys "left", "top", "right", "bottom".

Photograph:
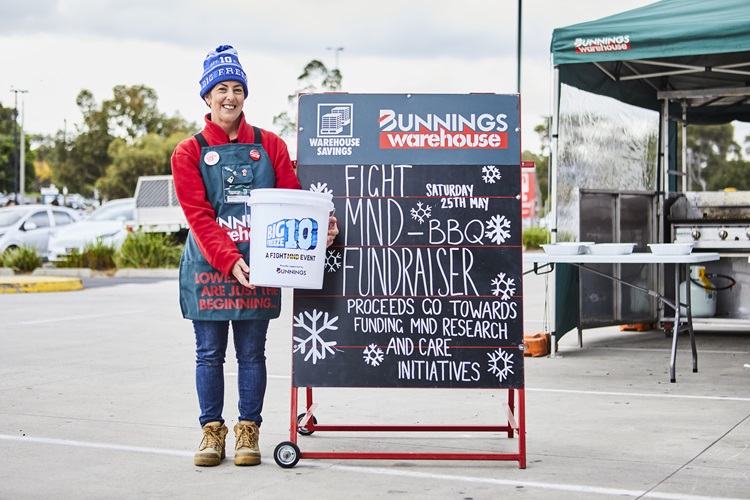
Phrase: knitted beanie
[{"left": 199, "top": 45, "right": 248, "bottom": 98}]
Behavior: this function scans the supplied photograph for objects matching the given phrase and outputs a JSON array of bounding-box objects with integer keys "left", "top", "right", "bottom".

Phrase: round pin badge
[
  {"left": 249, "top": 149, "right": 261, "bottom": 161},
  {"left": 204, "top": 151, "right": 220, "bottom": 166}
]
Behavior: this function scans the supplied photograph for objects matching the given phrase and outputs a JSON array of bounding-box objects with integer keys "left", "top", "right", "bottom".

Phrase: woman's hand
[
  {"left": 327, "top": 215, "right": 339, "bottom": 247},
  {"left": 231, "top": 258, "right": 255, "bottom": 289}
]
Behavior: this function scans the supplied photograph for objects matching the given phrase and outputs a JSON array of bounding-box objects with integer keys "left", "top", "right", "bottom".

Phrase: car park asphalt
[{"left": 0, "top": 261, "right": 748, "bottom": 499}]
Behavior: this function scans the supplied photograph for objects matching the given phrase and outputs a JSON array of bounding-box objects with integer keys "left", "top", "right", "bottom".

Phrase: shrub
[
  {"left": 522, "top": 227, "right": 551, "bottom": 249},
  {"left": 2, "top": 245, "right": 43, "bottom": 273},
  {"left": 116, "top": 232, "right": 183, "bottom": 269},
  {"left": 56, "top": 241, "right": 117, "bottom": 270}
]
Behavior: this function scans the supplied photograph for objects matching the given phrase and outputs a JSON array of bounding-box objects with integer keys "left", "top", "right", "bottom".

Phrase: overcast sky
[{"left": 1, "top": 0, "right": 657, "bottom": 155}]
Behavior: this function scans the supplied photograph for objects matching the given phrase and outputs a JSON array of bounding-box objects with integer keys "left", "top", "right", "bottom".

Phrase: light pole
[
  {"left": 19, "top": 91, "right": 27, "bottom": 203},
  {"left": 327, "top": 46, "right": 344, "bottom": 70},
  {"left": 10, "top": 87, "right": 28, "bottom": 202},
  {"left": 517, "top": 0, "right": 522, "bottom": 94}
]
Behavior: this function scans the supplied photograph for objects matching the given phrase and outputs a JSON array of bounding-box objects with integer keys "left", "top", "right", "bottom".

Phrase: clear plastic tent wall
[{"left": 556, "top": 84, "right": 659, "bottom": 240}]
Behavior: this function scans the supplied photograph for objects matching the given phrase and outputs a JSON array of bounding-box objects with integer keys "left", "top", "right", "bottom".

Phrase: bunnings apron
[{"left": 178, "top": 128, "right": 281, "bottom": 321}]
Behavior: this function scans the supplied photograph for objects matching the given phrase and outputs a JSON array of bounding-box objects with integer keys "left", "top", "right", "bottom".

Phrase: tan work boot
[
  {"left": 233, "top": 421, "right": 261, "bottom": 466},
  {"left": 194, "top": 421, "right": 228, "bottom": 466}
]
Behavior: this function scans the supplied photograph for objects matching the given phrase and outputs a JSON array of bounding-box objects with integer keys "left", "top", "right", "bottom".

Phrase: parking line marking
[
  {"left": 306, "top": 463, "right": 747, "bottom": 500},
  {"left": 528, "top": 387, "right": 750, "bottom": 402},
  {"left": 0, "top": 434, "right": 743, "bottom": 500},
  {"left": 0, "top": 434, "right": 191, "bottom": 457},
  {"left": 16, "top": 309, "right": 148, "bottom": 325},
  {"left": 587, "top": 346, "right": 749, "bottom": 355}
]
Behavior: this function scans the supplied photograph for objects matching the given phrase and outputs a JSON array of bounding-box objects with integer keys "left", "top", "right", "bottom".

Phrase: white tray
[
  {"left": 648, "top": 243, "right": 693, "bottom": 255},
  {"left": 586, "top": 243, "right": 636, "bottom": 255}
]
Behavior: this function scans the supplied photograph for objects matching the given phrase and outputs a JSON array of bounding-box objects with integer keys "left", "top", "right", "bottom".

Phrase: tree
[
  {"left": 683, "top": 123, "right": 750, "bottom": 191},
  {"left": 523, "top": 118, "right": 550, "bottom": 212},
  {"left": 42, "top": 86, "right": 197, "bottom": 197},
  {"left": 95, "top": 132, "right": 186, "bottom": 199},
  {"left": 33, "top": 156, "right": 53, "bottom": 192},
  {"left": 0, "top": 102, "right": 36, "bottom": 195},
  {"left": 49, "top": 90, "right": 116, "bottom": 194},
  {"left": 0, "top": 103, "right": 17, "bottom": 192},
  {"left": 704, "top": 158, "right": 750, "bottom": 191},
  {"left": 273, "top": 60, "right": 342, "bottom": 142},
  {"left": 106, "top": 85, "right": 164, "bottom": 140}
]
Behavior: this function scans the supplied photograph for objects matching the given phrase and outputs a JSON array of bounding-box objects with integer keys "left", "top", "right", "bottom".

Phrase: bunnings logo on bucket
[
  {"left": 276, "top": 267, "right": 307, "bottom": 276},
  {"left": 266, "top": 218, "right": 319, "bottom": 250}
]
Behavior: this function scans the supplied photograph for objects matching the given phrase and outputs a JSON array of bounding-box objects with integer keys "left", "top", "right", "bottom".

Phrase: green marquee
[{"left": 551, "top": 0, "right": 750, "bottom": 124}]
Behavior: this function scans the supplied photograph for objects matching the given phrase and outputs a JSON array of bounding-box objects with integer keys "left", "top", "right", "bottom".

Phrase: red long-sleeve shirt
[{"left": 171, "top": 114, "right": 301, "bottom": 276}]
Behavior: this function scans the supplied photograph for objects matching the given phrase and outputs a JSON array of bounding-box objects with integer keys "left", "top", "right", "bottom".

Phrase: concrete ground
[{"left": 0, "top": 263, "right": 748, "bottom": 499}]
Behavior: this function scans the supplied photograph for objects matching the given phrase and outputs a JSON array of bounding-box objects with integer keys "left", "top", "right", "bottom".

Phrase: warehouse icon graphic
[{"left": 318, "top": 104, "right": 353, "bottom": 136}]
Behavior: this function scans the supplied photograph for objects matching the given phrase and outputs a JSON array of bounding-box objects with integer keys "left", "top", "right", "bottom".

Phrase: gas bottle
[{"left": 679, "top": 266, "right": 716, "bottom": 318}]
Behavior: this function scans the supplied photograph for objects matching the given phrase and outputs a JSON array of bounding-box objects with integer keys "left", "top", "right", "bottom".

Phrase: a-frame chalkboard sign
[{"left": 274, "top": 93, "right": 526, "bottom": 469}]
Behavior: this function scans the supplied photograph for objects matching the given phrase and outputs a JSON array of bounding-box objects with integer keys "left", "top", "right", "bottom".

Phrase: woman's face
[{"left": 205, "top": 81, "right": 245, "bottom": 129}]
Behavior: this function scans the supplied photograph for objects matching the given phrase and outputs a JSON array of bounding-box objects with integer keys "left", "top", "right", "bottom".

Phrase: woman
[{"left": 171, "top": 45, "right": 337, "bottom": 467}]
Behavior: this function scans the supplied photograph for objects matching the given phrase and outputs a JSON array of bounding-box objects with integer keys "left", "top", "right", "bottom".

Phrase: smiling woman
[{"left": 170, "top": 44, "right": 315, "bottom": 469}]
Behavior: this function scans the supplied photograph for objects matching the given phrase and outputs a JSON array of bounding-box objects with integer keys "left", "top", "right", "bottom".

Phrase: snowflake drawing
[
  {"left": 411, "top": 201, "right": 432, "bottom": 224},
  {"left": 293, "top": 309, "right": 339, "bottom": 365},
  {"left": 485, "top": 214, "right": 512, "bottom": 244},
  {"left": 325, "top": 249, "right": 342, "bottom": 273},
  {"left": 309, "top": 182, "right": 333, "bottom": 195},
  {"left": 362, "top": 343, "right": 385, "bottom": 367},
  {"left": 491, "top": 272, "right": 516, "bottom": 300},
  {"left": 482, "top": 165, "right": 502, "bottom": 184},
  {"left": 487, "top": 348, "right": 515, "bottom": 382}
]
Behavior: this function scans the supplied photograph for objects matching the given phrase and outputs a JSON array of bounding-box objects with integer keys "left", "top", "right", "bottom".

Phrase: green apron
[{"left": 178, "top": 129, "right": 281, "bottom": 321}]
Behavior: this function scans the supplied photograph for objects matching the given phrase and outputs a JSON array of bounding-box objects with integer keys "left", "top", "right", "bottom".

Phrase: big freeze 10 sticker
[{"left": 266, "top": 218, "right": 319, "bottom": 250}]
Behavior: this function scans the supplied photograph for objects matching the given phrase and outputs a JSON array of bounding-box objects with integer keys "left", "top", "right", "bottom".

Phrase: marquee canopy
[{"left": 551, "top": 0, "right": 750, "bottom": 124}]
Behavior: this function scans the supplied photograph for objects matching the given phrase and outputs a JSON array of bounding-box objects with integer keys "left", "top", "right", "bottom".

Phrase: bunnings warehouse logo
[
  {"left": 574, "top": 35, "right": 631, "bottom": 54},
  {"left": 266, "top": 218, "right": 319, "bottom": 250},
  {"left": 378, "top": 109, "right": 509, "bottom": 149}
]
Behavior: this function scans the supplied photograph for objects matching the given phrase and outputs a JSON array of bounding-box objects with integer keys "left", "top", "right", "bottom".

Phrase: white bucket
[{"left": 247, "top": 188, "right": 333, "bottom": 289}]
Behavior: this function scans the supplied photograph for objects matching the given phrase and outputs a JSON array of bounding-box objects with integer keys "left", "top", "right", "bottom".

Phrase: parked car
[
  {"left": 47, "top": 198, "right": 136, "bottom": 262},
  {"left": 0, "top": 204, "right": 82, "bottom": 258},
  {"left": 63, "top": 193, "right": 98, "bottom": 212}
]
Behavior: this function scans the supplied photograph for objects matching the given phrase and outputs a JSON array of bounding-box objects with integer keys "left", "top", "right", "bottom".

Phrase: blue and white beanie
[{"left": 199, "top": 45, "right": 248, "bottom": 98}]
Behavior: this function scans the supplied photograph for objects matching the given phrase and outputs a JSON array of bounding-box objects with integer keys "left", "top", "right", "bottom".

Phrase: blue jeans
[{"left": 193, "top": 319, "right": 269, "bottom": 427}]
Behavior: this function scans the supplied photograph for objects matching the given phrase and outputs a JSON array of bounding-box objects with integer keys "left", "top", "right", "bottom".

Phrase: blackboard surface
[{"left": 292, "top": 94, "right": 523, "bottom": 389}]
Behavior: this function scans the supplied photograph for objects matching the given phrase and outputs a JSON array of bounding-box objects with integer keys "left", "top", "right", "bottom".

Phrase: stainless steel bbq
[{"left": 669, "top": 191, "right": 750, "bottom": 329}]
